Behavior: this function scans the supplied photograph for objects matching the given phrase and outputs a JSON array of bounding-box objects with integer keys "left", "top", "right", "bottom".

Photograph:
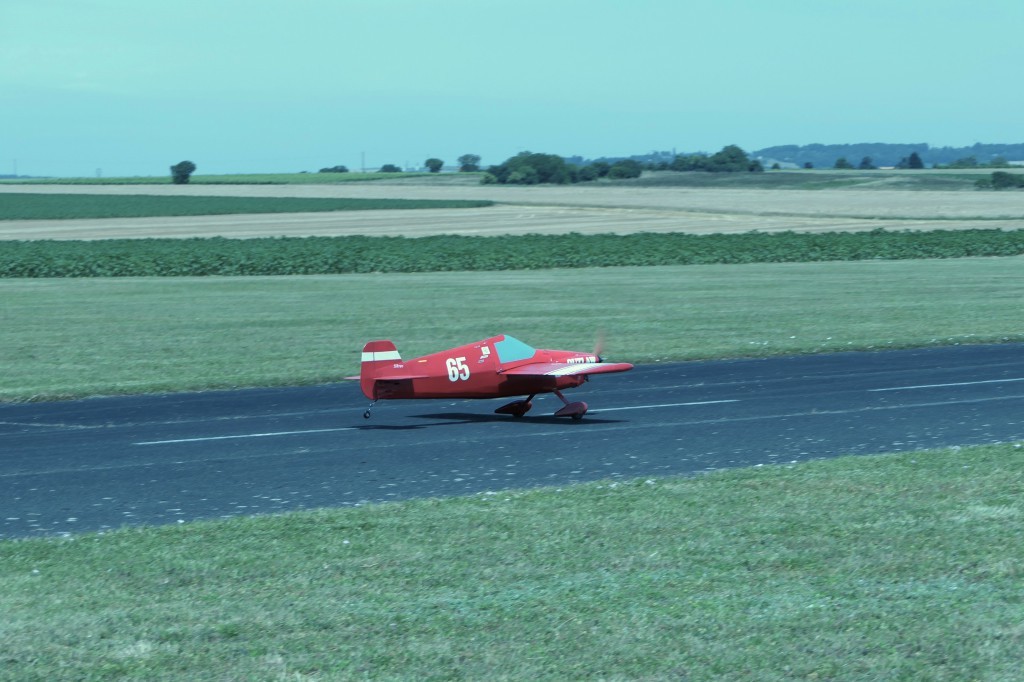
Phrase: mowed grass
[
  {"left": 2, "top": 443, "right": 1022, "bottom": 680},
  {"left": 0, "top": 172, "right": 443, "bottom": 185},
  {"left": 1, "top": 257, "right": 1022, "bottom": 401},
  {"left": 0, "top": 193, "right": 491, "bottom": 220}
]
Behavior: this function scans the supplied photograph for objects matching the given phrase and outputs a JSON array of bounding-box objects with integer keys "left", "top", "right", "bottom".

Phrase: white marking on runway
[
  {"left": 869, "top": 377, "right": 1024, "bottom": 392},
  {"left": 133, "top": 401, "right": 738, "bottom": 445},
  {"left": 598, "top": 399, "right": 739, "bottom": 412},
  {"left": 136, "top": 427, "right": 357, "bottom": 445}
]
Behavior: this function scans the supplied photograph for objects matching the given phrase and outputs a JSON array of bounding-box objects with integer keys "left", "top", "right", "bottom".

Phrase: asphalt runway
[{"left": 3, "top": 344, "right": 1023, "bottom": 539}]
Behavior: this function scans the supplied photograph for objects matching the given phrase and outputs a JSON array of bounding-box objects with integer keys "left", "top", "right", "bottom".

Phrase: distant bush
[
  {"left": 669, "top": 145, "right": 762, "bottom": 173},
  {"left": 458, "top": 154, "right": 481, "bottom": 172},
  {"left": 607, "top": 159, "right": 643, "bottom": 179},
  {"left": 487, "top": 152, "right": 572, "bottom": 185},
  {"left": 988, "top": 171, "right": 1024, "bottom": 190},
  {"left": 318, "top": 165, "right": 349, "bottom": 173},
  {"left": 3, "top": 229, "right": 1022, "bottom": 278},
  {"left": 170, "top": 160, "right": 196, "bottom": 184}
]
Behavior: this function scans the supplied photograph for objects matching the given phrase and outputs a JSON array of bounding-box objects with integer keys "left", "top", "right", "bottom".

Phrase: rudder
[{"left": 360, "top": 340, "right": 402, "bottom": 399}]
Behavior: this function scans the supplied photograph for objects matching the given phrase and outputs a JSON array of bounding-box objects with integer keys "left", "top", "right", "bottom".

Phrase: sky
[{"left": 3, "top": 0, "right": 1023, "bottom": 177}]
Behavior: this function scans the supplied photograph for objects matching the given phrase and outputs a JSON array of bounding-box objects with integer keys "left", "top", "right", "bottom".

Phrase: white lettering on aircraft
[{"left": 446, "top": 357, "right": 471, "bottom": 382}]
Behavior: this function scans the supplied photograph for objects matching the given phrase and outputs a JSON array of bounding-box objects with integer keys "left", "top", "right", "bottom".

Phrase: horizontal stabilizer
[{"left": 372, "top": 374, "right": 430, "bottom": 382}]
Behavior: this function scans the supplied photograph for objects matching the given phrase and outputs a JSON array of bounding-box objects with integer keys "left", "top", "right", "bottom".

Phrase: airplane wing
[{"left": 498, "top": 361, "right": 633, "bottom": 377}]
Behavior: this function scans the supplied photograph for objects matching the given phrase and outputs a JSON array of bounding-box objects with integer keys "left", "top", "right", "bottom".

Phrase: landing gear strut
[{"left": 363, "top": 400, "right": 377, "bottom": 419}]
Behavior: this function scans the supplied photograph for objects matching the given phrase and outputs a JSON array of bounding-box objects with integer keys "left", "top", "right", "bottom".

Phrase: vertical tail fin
[{"left": 360, "top": 340, "right": 401, "bottom": 399}]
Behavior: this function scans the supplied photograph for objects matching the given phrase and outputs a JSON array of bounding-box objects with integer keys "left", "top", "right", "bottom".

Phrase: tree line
[
  {"left": 481, "top": 145, "right": 763, "bottom": 185},
  {"left": 302, "top": 146, "right": 764, "bottom": 185},
  {"left": 755, "top": 142, "right": 1024, "bottom": 169},
  {"left": 170, "top": 142, "right": 1023, "bottom": 187},
  {"left": 316, "top": 154, "right": 481, "bottom": 175}
]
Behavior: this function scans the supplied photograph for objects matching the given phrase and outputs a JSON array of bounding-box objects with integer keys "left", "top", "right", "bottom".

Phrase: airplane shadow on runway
[
  {"left": 413, "top": 412, "right": 626, "bottom": 425},
  {"left": 354, "top": 411, "right": 625, "bottom": 429}
]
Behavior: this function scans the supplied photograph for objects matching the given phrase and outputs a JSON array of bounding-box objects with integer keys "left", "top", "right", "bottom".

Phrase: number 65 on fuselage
[{"left": 355, "top": 334, "right": 633, "bottom": 420}]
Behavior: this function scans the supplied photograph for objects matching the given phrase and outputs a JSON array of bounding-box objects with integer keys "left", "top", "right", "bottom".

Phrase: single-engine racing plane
[{"left": 357, "top": 334, "right": 633, "bottom": 420}]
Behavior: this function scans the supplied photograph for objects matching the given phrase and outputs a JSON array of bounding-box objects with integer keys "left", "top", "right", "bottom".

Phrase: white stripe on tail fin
[{"left": 360, "top": 340, "right": 401, "bottom": 399}]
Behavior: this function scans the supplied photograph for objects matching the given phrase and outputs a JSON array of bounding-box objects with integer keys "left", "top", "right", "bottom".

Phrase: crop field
[
  {"left": 3, "top": 229, "right": 1024, "bottom": 278},
  {"left": 3, "top": 174, "right": 1024, "bottom": 243}
]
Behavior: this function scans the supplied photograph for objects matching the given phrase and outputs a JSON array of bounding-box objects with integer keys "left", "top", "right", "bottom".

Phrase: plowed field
[{"left": 2, "top": 182, "right": 1022, "bottom": 240}]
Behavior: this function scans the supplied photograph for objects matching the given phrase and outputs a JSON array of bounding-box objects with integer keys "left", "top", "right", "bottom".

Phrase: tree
[
  {"left": 990, "top": 171, "right": 1024, "bottom": 189},
  {"left": 170, "top": 160, "right": 196, "bottom": 184},
  {"left": 379, "top": 164, "right": 402, "bottom": 173},
  {"left": 319, "top": 165, "right": 349, "bottom": 173},
  {"left": 457, "top": 154, "right": 481, "bottom": 172},
  {"left": 486, "top": 152, "right": 571, "bottom": 184},
  {"left": 707, "top": 145, "right": 752, "bottom": 172},
  {"left": 424, "top": 158, "right": 444, "bottom": 173},
  {"left": 858, "top": 156, "right": 876, "bottom": 170},
  {"left": 507, "top": 166, "right": 539, "bottom": 185},
  {"left": 607, "top": 159, "right": 643, "bottom": 179},
  {"left": 671, "top": 154, "right": 709, "bottom": 171},
  {"left": 896, "top": 152, "right": 926, "bottom": 169},
  {"left": 834, "top": 157, "right": 854, "bottom": 169}
]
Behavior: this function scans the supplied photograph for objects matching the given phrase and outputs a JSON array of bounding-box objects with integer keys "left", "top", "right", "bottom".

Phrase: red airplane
[{"left": 357, "top": 334, "right": 633, "bottom": 420}]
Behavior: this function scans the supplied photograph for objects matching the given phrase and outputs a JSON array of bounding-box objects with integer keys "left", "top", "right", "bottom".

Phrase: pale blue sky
[{"left": 3, "top": 0, "right": 1022, "bottom": 177}]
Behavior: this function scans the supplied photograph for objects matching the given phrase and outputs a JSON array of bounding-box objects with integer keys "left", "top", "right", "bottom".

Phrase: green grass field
[
  {"left": 3, "top": 443, "right": 1021, "bottom": 680},
  {"left": 2, "top": 257, "right": 1021, "bottom": 401},
  {"left": 0, "top": 172, "right": 447, "bottom": 185},
  {"left": 3, "top": 183, "right": 1022, "bottom": 679},
  {"left": 0, "top": 193, "right": 491, "bottom": 220}
]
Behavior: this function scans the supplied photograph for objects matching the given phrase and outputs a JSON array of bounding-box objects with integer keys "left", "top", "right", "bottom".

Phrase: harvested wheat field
[{"left": 2, "top": 180, "right": 1022, "bottom": 240}]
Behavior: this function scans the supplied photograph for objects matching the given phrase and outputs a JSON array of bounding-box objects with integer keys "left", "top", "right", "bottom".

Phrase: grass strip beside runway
[
  {"left": 2, "top": 443, "right": 1021, "bottom": 680},
  {"left": 2, "top": 257, "right": 1022, "bottom": 401}
]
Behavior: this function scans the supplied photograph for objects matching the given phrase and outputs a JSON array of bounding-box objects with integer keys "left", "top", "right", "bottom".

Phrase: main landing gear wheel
[
  {"left": 495, "top": 394, "right": 535, "bottom": 418},
  {"left": 553, "top": 390, "right": 588, "bottom": 420}
]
